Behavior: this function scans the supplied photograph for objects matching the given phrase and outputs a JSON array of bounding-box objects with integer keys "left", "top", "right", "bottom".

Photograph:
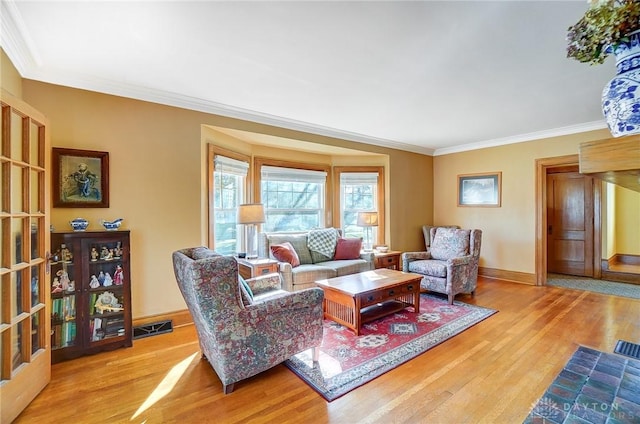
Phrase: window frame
[
  {"left": 207, "top": 145, "right": 251, "bottom": 250},
  {"left": 333, "top": 166, "right": 385, "bottom": 244},
  {"left": 254, "top": 157, "right": 332, "bottom": 231}
]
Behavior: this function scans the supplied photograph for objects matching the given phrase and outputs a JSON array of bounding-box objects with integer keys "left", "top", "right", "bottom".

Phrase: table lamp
[
  {"left": 238, "top": 203, "right": 265, "bottom": 259},
  {"left": 357, "top": 211, "right": 378, "bottom": 252}
]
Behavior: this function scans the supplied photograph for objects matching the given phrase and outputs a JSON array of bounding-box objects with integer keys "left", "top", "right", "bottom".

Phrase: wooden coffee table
[{"left": 315, "top": 268, "right": 422, "bottom": 335}]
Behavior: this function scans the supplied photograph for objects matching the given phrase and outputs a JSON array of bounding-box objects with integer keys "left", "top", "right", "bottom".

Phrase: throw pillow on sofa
[
  {"left": 333, "top": 237, "right": 362, "bottom": 260},
  {"left": 267, "top": 234, "right": 313, "bottom": 264},
  {"left": 270, "top": 242, "right": 301, "bottom": 267}
]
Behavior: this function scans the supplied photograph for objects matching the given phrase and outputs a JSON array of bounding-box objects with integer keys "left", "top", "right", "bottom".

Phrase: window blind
[
  {"left": 261, "top": 165, "right": 327, "bottom": 183},
  {"left": 214, "top": 155, "right": 249, "bottom": 176},
  {"left": 340, "top": 172, "right": 378, "bottom": 184}
]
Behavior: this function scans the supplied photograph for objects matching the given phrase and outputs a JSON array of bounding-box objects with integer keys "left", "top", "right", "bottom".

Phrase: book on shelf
[
  {"left": 91, "top": 317, "right": 103, "bottom": 341},
  {"left": 104, "top": 317, "right": 125, "bottom": 337}
]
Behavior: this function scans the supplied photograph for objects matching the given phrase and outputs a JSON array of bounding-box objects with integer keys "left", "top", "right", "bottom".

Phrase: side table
[
  {"left": 373, "top": 250, "right": 402, "bottom": 270},
  {"left": 236, "top": 257, "right": 279, "bottom": 280}
]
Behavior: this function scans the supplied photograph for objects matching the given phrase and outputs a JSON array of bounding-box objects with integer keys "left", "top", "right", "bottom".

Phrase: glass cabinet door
[
  {"left": 49, "top": 242, "right": 77, "bottom": 350},
  {"left": 86, "top": 239, "right": 127, "bottom": 344}
]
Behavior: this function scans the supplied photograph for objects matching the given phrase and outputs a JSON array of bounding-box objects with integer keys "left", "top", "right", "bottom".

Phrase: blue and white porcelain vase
[
  {"left": 602, "top": 32, "right": 640, "bottom": 137},
  {"left": 69, "top": 218, "right": 89, "bottom": 232}
]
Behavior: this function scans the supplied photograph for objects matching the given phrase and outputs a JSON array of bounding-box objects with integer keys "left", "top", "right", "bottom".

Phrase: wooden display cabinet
[{"left": 50, "top": 231, "right": 132, "bottom": 363}]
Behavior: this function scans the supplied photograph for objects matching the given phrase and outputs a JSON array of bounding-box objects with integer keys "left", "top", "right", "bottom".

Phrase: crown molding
[
  {"left": 0, "top": 0, "right": 40, "bottom": 72},
  {"left": 432, "top": 121, "right": 609, "bottom": 156},
  {"left": 23, "top": 66, "right": 438, "bottom": 156}
]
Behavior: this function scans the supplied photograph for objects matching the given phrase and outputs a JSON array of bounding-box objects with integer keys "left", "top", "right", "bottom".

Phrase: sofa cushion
[
  {"left": 270, "top": 242, "right": 300, "bottom": 267},
  {"left": 267, "top": 234, "right": 313, "bottom": 264},
  {"left": 334, "top": 237, "right": 362, "bottom": 260},
  {"left": 408, "top": 259, "right": 447, "bottom": 278},
  {"left": 291, "top": 264, "right": 337, "bottom": 284},
  {"left": 319, "top": 259, "right": 370, "bottom": 277},
  {"left": 430, "top": 228, "right": 470, "bottom": 261}
]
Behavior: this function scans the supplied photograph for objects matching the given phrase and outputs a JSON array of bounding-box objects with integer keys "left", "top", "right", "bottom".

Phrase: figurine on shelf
[
  {"left": 113, "top": 265, "right": 124, "bottom": 285},
  {"left": 98, "top": 271, "right": 105, "bottom": 286},
  {"left": 114, "top": 242, "right": 122, "bottom": 259},
  {"left": 60, "top": 244, "right": 73, "bottom": 262},
  {"left": 105, "top": 249, "right": 114, "bottom": 261},
  {"left": 94, "top": 291, "right": 123, "bottom": 314},
  {"left": 90, "top": 247, "right": 99, "bottom": 262},
  {"left": 57, "top": 269, "right": 70, "bottom": 291},
  {"left": 100, "top": 246, "right": 109, "bottom": 260},
  {"left": 89, "top": 274, "right": 100, "bottom": 288},
  {"left": 51, "top": 277, "right": 62, "bottom": 293},
  {"left": 67, "top": 280, "right": 75, "bottom": 293},
  {"left": 103, "top": 272, "right": 113, "bottom": 286}
]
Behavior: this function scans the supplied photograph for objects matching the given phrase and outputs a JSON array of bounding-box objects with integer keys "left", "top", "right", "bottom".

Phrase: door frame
[{"left": 535, "top": 154, "right": 602, "bottom": 286}]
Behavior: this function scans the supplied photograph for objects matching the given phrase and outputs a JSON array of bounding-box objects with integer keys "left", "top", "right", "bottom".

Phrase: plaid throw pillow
[{"left": 307, "top": 228, "right": 338, "bottom": 258}]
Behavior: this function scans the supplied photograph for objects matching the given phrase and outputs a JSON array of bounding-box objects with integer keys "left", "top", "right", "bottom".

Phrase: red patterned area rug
[{"left": 284, "top": 293, "right": 497, "bottom": 401}]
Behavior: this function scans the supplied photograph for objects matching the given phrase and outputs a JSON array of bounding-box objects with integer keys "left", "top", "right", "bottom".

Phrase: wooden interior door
[
  {"left": 0, "top": 90, "right": 51, "bottom": 423},
  {"left": 547, "top": 171, "right": 594, "bottom": 277}
]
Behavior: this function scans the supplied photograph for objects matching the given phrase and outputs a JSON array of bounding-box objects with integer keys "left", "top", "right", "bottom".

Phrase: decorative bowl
[
  {"left": 100, "top": 218, "right": 123, "bottom": 231},
  {"left": 376, "top": 245, "right": 389, "bottom": 253},
  {"left": 69, "top": 218, "right": 89, "bottom": 232}
]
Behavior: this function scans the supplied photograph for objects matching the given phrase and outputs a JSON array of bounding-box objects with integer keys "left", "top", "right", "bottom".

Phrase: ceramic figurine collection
[{"left": 51, "top": 241, "right": 125, "bottom": 292}]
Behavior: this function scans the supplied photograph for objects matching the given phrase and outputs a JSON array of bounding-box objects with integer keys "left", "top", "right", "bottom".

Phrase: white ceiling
[{"left": 1, "top": 0, "right": 614, "bottom": 155}]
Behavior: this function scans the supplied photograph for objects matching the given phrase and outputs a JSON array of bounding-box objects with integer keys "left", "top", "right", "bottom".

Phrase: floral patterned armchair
[
  {"left": 172, "top": 247, "right": 324, "bottom": 394},
  {"left": 402, "top": 228, "right": 482, "bottom": 304}
]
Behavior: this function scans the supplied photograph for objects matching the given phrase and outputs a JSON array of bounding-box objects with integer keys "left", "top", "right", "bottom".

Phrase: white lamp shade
[
  {"left": 357, "top": 211, "right": 378, "bottom": 227},
  {"left": 237, "top": 203, "right": 265, "bottom": 224}
]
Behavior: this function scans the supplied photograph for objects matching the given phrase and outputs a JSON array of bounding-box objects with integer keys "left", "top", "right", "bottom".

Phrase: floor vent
[
  {"left": 614, "top": 340, "right": 640, "bottom": 360},
  {"left": 133, "top": 320, "right": 173, "bottom": 340}
]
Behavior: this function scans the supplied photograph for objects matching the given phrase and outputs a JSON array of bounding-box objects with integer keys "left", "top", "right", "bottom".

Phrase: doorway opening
[
  {"left": 536, "top": 155, "right": 640, "bottom": 286},
  {"left": 535, "top": 154, "right": 601, "bottom": 286}
]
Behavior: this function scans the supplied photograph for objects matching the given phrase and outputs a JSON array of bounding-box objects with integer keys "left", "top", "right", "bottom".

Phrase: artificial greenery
[{"left": 567, "top": 0, "right": 640, "bottom": 65}]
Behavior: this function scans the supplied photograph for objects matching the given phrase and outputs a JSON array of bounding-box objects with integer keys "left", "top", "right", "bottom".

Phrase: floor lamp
[
  {"left": 357, "top": 211, "right": 378, "bottom": 252},
  {"left": 238, "top": 203, "right": 265, "bottom": 259}
]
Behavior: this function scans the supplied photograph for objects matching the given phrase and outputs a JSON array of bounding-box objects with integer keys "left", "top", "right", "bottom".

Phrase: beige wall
[
  {"left": 1, "top": 49, "right": 22, "bottom": 97},
  {"left": 615, "top": 185, "right": 640, "bottom": 256},
  {"left": 21, "top": 78, "right": 432, "bottom": 319},
  {"left": 433, "top": 130, "right": 614, "bottom": 275}
]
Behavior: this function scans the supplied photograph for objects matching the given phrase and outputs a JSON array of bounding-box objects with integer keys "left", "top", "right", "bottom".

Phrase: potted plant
[
  {"left": 567, "top": 0, "right": 640, "bottom": 136},
  {"left": 567, "top": 0, "right": 640, "bottom": 65}
]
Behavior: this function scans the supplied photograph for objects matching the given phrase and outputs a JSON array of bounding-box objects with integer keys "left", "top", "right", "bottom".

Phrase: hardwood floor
[{"left": 15, "top": 277, "right": 640, "bottom": 424}]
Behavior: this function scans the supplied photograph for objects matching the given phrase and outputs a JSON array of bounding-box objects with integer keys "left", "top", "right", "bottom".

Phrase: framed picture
[
  {"left": 457, "top": 172, "right": 501, "bottom": 207},
  {"left": 52, "top": 148, "right": 109, "bottom": 208}
]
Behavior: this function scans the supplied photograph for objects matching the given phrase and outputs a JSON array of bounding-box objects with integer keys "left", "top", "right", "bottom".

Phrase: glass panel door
[{"left": 0, "top": 91, "right": 51, "bottom": 423}]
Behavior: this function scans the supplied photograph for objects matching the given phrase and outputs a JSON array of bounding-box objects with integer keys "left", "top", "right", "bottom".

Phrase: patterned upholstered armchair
[
  {"left": 402, "top": 228, "right": 482, "bottom": 304},
  {"left": 172, "top": 247, "right": 324, "bottom": 394}
]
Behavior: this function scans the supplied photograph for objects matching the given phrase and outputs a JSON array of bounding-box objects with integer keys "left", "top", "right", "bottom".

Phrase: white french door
[{"left": 0, "top": 89, "right": 51, "bottom": 423}]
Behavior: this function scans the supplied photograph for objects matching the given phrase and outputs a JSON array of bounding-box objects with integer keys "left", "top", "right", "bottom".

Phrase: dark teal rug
[
  {"left": 547, "top": 273, "right": 640, "bottom": 300},
  {"left": 525, "top": 346, "right": 640, "bottom": 423}
]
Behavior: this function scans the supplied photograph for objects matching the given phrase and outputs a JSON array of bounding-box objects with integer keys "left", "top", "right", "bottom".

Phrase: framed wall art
[
  {"left": 52, "top": 148, "right": 109, "bottom": 208},
  {"left": 457, "top": 172, "right": 501, "bottom": 207}
]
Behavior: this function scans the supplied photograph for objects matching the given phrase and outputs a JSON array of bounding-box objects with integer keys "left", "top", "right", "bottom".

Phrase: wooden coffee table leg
[
  {"left": 354, "top": 297, "right": 362, "bottom": 335},
  {"left": 323, "top": 290, "right": 359, "bottom": 335}
]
